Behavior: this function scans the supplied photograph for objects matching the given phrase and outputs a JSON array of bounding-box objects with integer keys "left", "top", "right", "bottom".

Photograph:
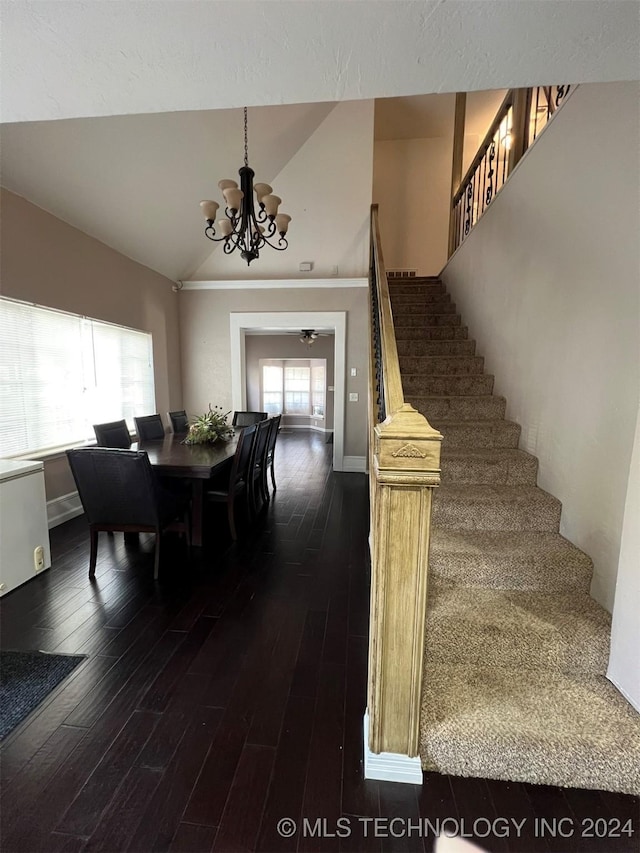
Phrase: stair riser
[
  {"left": 391, "top": 293, "right": 452, "bottom": 305},
  {"left": 402, "top": 375, "right": 494, "bottom": 396},
  {"left": 394, "top": 314, "right": 462, "bottom": 327},
  {"left": 393, "top": 303, "right": 457, "bottom": 316},
  {"left": 433, "top": 496, "right": 562, "bottom": 532},
  {"left": 396, "top": 340, "right": 476, "bottom": 357},
  {"left": 395, "top": 326, "right": 468, "bottom": 341},
  {"left": 441, "top": 454, "right": 536, "bottom": 484},
  {"left": 425, "top": 609, "right": 609, "bottom": 677},
  {"left": 438, "top": 422, "right": 521, "bottom": 449},
  {"left": 400, "top": 356, "right": 485, "bottom": 375},
  {"left": 409, "top": 395, "right": 506, "bottom": 420},
  {"left": 389, "top": 282, "right": 445, "bottom": 295},
  {"left": 430, "top": 551, "right": 592, "bottom": 595}
]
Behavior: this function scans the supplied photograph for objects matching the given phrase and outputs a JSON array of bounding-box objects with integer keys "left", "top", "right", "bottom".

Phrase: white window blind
[
  {"left": 0, "top": 298, "right": 155, "bottom": 456},
  {"left": 262, "top": 364, "right": 284, "bottom": 415},
  {"left": 260, "top": 359, "right": 326, "bottom": 418},
  {"left": 284, "top": 366, "right": 310, "bottom": 414},
  {"left": 311, "top": 364, "right": 326, "bottom": 417}
]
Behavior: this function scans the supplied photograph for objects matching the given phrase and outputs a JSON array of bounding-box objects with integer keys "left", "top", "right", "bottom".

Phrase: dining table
[{"left": 133, "top": 432, "right": 239, "bottom": 547}]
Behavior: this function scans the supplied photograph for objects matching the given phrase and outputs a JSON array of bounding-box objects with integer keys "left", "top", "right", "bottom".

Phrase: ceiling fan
[{"left": 293, "top": 329, "right": 331, "bottom": 347}]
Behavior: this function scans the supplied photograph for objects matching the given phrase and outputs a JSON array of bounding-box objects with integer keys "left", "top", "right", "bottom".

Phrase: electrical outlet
[
  {"left": 34, "top": 546, "right": 45, "bottom": 572},
  {"left": 350, "top": 367, "right": 357, "bottom": 377},
  {"left": 331, "top": 265, "right": 339, "bottom": 276},
  {"left": 349, "top": 392, "right": 359, "bottom": 402}
]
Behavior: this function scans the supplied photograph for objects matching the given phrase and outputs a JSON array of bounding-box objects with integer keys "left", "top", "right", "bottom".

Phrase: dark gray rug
[{"left": 0, "top": 649, "right": 86, "bottom": 740}]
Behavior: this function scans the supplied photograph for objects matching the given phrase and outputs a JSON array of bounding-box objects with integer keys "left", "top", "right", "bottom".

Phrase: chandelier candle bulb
[
  {"left": 253, "top": 183, "right": 273, "bottom": 204},
  {"left": 198, "top": 107, "right": 290, "bottom": 264},
  {"left": 200, "top": 200, "right": 219, "bottom": 221},
  {"left": 262, "top": 194, "right": 281, "bottom": 217}
]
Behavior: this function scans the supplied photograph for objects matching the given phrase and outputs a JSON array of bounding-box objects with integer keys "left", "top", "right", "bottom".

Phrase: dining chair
[
  {"left": 134, "top": 414, "right": 165, "bottom": 441},
  {"left": 207, "top": 422, "right": 258, "bottom": 540},
  {"left": 168, "top": 410, "right": 189, "bottom": 433},
  {"left": 231, "top": 411, "right": 268, "bottom": 427},
  {"left": 248, "top": 417, "right": 273, "bottom": 515},
  {"left": 93, "top": 419, "right": 131, "bottom": 449},
  {"left": 263, "top": 413, "right": 282, "bottom": 498},
  {"left": 66, "top": 447, "right": 190, "bottom": 580}
]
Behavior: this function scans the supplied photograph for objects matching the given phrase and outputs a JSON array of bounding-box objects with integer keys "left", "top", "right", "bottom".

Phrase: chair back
[
  {"left": 93, "top": 419, "right": 131, "bottom": 449},
  {"left": 265, "top": 414, "right": 282, "bottom": 461},
  {"left": 228, "top": 422, "right": 258, "bottom": 489},
  {"left": 232, "top": 411, "right": 268, "bottom": 427},
  {"left": 251, "top": 418, "right": 272, "bottom": 478},
  {"left": 135, "top": 414, "right": 165, "bottom": 441},
  {"left": 67, "top": 448, "right": 162, "bottom": 527},
  {"left": 168, "top": 410, "right": 189, "bottom": 433}
]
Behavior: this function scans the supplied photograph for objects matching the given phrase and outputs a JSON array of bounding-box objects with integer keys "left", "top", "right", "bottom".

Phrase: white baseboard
[
  {"left": 363, "top": 712, "right": 423, "bottom": 784},
  {"left": 281, "top": 424, "right": 334, "bottom": 434},
  {"left": 47, "top": 490, "right": 83, "bottom": 528},
  {"left": 343, "top": 455, "right": 367, "bottom": 473}
]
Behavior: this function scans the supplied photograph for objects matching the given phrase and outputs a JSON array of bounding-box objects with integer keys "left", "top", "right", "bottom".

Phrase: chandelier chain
[{"left": 243, "top": 107, "right": 249, "bottom": 167}]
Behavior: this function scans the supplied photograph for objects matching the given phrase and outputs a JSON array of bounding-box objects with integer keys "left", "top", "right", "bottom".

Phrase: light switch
[
  {"left": 349, "top": 392, "right": 359, "bottom": 402},
  {"left": 350, "top": 368, "right": 357, "bottom": 377}
]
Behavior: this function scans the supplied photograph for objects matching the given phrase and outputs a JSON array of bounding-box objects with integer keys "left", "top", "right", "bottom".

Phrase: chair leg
[
  {"left": 183, "top": 512, "right": 191, "bottom": 549},
  {"left": 227, "top": 495, "right": 238, "bottom": 540},
  {"left": 270, "top": 461, "right": 277, "bottom": 493},
  {"left": 153, "top": 530, "right": 161, "bottom": 580},
  {"left": 89, "top": 529, "right": 99, "bottom": 579}
]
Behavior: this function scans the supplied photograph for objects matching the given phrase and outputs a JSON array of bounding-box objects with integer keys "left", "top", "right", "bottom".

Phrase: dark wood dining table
[{"left": 133, "top": 432, "right": 239, "bottom": 547}]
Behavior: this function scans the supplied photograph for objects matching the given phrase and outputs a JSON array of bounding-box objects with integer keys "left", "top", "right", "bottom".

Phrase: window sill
[{"left": 4, "top": 434, "right": 136, "bottom": 464}]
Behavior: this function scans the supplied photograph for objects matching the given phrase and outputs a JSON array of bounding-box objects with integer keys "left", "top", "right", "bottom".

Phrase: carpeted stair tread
[
  {"left": 433, "top": 485, "right": 562, "bottom": 532},
  {"left": 425, "top": 586, "right": 610, "bottom": 676},
  {"left": 391, "top": 292, "right": 453, "bottom": 305},
  {"left": 394, "top": 312, "right": 462, "bottom": 327},
  {"left": 393, "top": 302, "right": 456, "bottom": 316},
  {"left": 399, "top": 355, "right": 485, "bottom": 375},
  {"left": 429, "top": 530, "right": 593, "bottom": 594},
  {"left": 395, "top": 325, "right": 469, "bottom": 341},
  {"left": 409, "top": 394, "right": 507, "bottom": 421},
  {"left": 420, "top": 663, "right": 640, "bottom": 795},
  {"left": 402, "top": 374, "right": 494, "bottom": 396},
  {"left": 440, "top": 448, "right": 537, "bottom": 484},
  {"left": 437, "top": 420, "right": 521, "bottom": 449},
  {"left": 396, "top": 340, "right": 477, "bottom": 356}
]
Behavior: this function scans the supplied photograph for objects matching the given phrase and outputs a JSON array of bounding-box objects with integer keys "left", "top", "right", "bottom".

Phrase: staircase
[{"left": 390, "top": 277, "right": 640, "bottom": 795}]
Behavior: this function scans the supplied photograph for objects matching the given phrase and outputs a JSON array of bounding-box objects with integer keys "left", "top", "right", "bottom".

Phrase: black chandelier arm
[
  {"left": 204, "top": 222, "right": 230, "bottom": 242},
  {"left": 259, "top": 233, "right": 289, "bottom": 251}
]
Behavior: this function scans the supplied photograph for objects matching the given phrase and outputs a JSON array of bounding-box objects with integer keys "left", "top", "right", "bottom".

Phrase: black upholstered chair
[
  {"left": 134, "top": 414, "right": 165, "bottom": 441},
  {"left": 93, "top": 419, "right": 131, "bottom": 449},
  {"left": 66, "top": 448, "right": 190, "bottom": 580},
  {"left": 232, "top": 411, "right": 268, "bottom": 427},
  {"left": 207, "top": 422, "right": 257, "bottom": 540},
  {"left": 248, "top": 417, "right": 273, "bottom": 515},
  {"left": 263, "top": 413, "right": 282, "bottom": 497},
  {"left": 168, "top": 410, "right": 189, "bottom": 433}
]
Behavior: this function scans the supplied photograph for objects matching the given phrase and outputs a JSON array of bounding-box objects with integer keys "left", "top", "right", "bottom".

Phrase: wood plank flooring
[{"left": 1, "top": 431, "right": 637, "bottom": 852}]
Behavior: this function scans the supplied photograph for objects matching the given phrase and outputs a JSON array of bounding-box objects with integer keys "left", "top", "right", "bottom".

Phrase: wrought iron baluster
[
  {"left": 485, "top": 139, "right": 496, "bottom": 206},
  {"left": 464, "top": 182, "right": 473, "bottom": 237}
]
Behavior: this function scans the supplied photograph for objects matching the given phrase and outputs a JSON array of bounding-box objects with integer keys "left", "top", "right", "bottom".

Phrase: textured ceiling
[{"left": 2, "top": 1, "right": 638, "bottom": 124}]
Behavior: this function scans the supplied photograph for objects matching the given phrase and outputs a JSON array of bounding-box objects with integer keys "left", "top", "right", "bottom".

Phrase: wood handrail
[{"left": 370, "top": 204, "right": 404, "bottom": 418}]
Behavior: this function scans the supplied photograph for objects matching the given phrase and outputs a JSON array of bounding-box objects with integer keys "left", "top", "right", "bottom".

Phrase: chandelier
[{"left": 199, "top": 108, "right": 291, "bottom": 265}]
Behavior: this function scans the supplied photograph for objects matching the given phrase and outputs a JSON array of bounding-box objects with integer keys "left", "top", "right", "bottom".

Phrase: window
[
  {"left": 260, "top": 359, "right": 325, "bottom": 417},
  {"left": 0, "top": 297, "right": 155, "bottom": 456}
]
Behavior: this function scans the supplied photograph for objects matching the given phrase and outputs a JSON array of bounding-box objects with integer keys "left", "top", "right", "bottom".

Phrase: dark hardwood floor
[{"left": 1, "top": 431, "right": 637, "bottom": 853}]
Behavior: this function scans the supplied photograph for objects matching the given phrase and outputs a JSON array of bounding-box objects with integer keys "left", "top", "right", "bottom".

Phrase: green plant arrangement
[{"left": 182, "top": 405, "right": 235, "bottom": 445}]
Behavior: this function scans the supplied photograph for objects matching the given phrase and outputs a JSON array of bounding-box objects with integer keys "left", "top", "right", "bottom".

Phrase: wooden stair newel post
[{"left": 367, "top": 403, "right": 442, "bottom": 760}]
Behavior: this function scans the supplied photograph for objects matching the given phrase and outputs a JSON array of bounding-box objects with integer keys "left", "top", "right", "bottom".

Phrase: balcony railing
[
  {"left": 366, "top": 205, "right": 442, "bottom": 762},
  {"left": 449, "top": 85, "right": 573, "bottom": 255}
]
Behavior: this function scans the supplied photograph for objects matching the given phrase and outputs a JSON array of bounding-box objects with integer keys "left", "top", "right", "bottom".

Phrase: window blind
[{"left": 0, "top": 298, "right": 155, "bottom": 456}]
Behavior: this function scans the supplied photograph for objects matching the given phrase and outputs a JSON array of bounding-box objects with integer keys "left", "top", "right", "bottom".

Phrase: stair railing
[
  {"left": 366, "top": 204, "right": 442, "bottom": 760},
  {"left": 449, "top": 84, "right": 573, "bottom": 255}
]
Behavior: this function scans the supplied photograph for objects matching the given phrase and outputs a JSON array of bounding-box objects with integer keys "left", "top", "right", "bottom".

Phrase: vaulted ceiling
[{"left": 2, "top": 1, "right": 638, "bottom": 281}]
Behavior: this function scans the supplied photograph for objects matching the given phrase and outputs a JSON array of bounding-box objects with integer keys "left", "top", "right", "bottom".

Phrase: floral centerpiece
[{"left": 183, "top": 405, "right": 235, "bottom": 445}]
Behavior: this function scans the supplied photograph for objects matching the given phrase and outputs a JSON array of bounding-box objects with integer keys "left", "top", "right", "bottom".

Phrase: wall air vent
[{"left": 387, "top": 269, "right": 417, "bottom": 279}]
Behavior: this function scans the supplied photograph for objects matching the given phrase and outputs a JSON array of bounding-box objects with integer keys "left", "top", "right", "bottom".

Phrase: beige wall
[
  {"left": 373, "top": 136, "right": 452, "bottom": 276},
  {"left": 179, "top": 287, "right": 368, "bottom": 458},
  {"left": 442, "top": 82, "right": 640, "bottom": 613},
  {"left": 244, "top": 334, "right": 335, "bottom": 430},
  {"left": 1, "top": 189, "right": 183, "bottom": 501}
]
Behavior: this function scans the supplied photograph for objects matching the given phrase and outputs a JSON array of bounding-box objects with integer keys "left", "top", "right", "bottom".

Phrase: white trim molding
[
  {"left": 230, "top": 311, "right": 347, "bottom": 471},
  {"left": 363, "top": 712, "right": 423, "bottom": 785},
  {"left": 181, "top": 278, "right": 367, "bottom": 291},
  {"left": 47, "top": 490, "right": 83, "bottom": 528},
  {"left": 343, "top": 455, "right": 367, "bottom": 473}
]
